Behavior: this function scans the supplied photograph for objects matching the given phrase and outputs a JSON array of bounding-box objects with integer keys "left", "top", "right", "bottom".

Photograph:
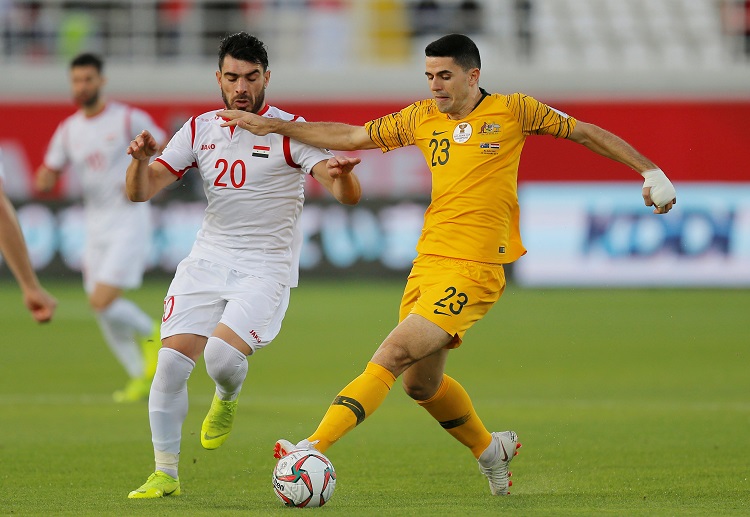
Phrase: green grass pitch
[{"left": 1, "top": 278, "right": 748, "bottom": 516}]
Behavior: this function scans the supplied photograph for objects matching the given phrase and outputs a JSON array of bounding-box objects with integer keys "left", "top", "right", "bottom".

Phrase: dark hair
[
  {"left": 218, "top": 32, "right": 269, "bottom": 71},
  {"left": 425, "top": 34, "right": 481, "bottom": 71},
  {"left": 70, "top": 52, "right": 104, "bottom": 73}
]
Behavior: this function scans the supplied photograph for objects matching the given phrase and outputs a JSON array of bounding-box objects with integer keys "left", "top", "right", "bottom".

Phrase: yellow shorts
[{"left": 398, "top": 254, "right": 506, "bottom": 349}]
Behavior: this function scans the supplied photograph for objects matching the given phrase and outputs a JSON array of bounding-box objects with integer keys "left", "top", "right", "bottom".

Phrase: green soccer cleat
[
  {"left": 201, "top": 394, "right": 239, "bottom": 450},
  {"left": 113, "top": 376, "right": 151, "bottom": 403},
  {"left": 140, "top": 321, "right": 162, "bottom": 381},
  {"left": 128, "top": 471, "right": 180, "bottom": 499}
]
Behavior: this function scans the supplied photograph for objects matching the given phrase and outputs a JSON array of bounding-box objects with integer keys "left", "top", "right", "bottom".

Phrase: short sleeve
[
  {"left": 43, "top": 121, "right": 69, "bottom": 171},
  {"left": 505, "top": 93, "right": 577, "bottom": 138},
  {"left": 364, "top": 102, "right": 420, "bottom": 152},
  {"left": 284, "top": 116, "right": 333, "bottom": 174},
  {"left": 155, "top": 118, "right": 197, "bottom": 178}
]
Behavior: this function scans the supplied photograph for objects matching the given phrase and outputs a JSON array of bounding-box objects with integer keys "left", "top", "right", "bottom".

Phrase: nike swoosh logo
[
  {"left": 500, "top": 441, "right": 509, "bottom": 462},
  {"left": 432, "top": 130, "right": 447, "bottom": 136},
  {"left": 203, "top": 431, "right": 229, "bottom": 441}
]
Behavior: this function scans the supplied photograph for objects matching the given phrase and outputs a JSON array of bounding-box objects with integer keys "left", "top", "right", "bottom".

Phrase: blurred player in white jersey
[
  {"left": 125, "top": 32, "right": 362, "bottom": 499},
  {"left": 35, "top": 53, "right": 166, "bottom": 402},
  {"left": 0, "top": 162, "right": 57, "bottom": 323}
]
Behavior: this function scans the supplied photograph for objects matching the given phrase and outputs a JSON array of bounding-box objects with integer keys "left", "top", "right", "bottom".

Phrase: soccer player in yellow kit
[{"left": 220, "top": 33, "right": 676, "bottom": 496}]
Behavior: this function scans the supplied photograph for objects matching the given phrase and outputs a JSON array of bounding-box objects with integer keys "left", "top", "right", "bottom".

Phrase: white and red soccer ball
[{"left": 272, "top": 449, "right": 336, "bottom": 507}]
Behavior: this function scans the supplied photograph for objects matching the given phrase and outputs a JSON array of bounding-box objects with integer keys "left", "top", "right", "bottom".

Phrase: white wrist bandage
[{"left": 641, "top": 169, "right": 676, "bottom": 207}]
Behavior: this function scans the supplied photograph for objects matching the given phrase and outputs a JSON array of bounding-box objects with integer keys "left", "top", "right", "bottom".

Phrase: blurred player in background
[
  {"left": 35, "top": 53, "right": 166, "bottom": 403},
  {"left": 0, "top": 163, "right": 57, "bottom": 323},
  {"left": 221, "top": 33, "right": 677, "bottom": 496},
  {"left": 125, "top": 32, "right": 361, "bottom": 499}
]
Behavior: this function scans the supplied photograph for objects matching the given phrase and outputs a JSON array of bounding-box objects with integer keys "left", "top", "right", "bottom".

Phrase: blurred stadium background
[{"left": 1, "top": 0, "right": 749, "bottom": 286}]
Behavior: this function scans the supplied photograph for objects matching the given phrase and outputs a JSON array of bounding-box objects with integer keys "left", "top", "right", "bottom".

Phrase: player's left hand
[
  {"left": 641, "top": 168, "right": 676, "bottom": 214},
  {"left": 127, "top": 130, "right": 159, "bottom": 161},
  {"left": 327, "top": 156, "right": 361, "bottom": 179}
]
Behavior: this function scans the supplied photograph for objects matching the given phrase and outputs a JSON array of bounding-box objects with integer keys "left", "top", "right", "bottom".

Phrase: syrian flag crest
[{"left": 252, "top": 145, "right": 270, "bottom": 158}]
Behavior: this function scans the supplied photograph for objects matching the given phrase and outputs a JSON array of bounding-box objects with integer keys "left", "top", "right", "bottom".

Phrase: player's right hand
[
  {"left": 23, "top": 286, "right": 57, "bottom": 323},
  {"left": 127, "top": 130, "right": 159, "bottom": 161}
]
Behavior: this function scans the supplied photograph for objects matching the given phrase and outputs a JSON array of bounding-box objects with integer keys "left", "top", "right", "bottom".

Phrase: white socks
[
  {"left": 101, "top": 298, "right": 153, "bottom": 335},
  {"left": 148, "top": 339, "right": 247, "bottom": 479},
  {"left": 97, "top": 298, "right": 154, "bottom": 378},
  {"left": 149, "top": 348, "right": 195, "bottom": 476},
  {"left": 204, "top": 337, "right": 248, "bottom": 401}
]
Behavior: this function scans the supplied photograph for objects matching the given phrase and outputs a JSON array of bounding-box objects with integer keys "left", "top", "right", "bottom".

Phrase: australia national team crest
[
  {"left": 452, "top": 123, "right": 472, "bottom": 143},
  {"left": 479, "top": 121, "right": 501, "bottom": 134}
]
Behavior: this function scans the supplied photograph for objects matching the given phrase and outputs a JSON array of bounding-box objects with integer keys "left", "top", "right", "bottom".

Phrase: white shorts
[
  {"left": 161, "top": 256, "right": 291, "bottom": 353},
  {"left": 83, "top": 223, "right": 150, "bottom": 293}
]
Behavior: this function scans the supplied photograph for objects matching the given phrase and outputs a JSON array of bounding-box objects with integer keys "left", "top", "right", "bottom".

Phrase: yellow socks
[
  {"left": 417, "top": 375, "right": 492, "bottom": 459},
  {"left": 305, "top": 366, "right": 490, "bottom": 459},
  {"left": 308, "top": 362, "right": 396, "bottom": 452}
]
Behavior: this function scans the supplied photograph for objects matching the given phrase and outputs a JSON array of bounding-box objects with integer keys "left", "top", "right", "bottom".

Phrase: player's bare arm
[
  {"left": 219, "top": 110, "right": 378, "bottom": 151},
  {"left": 34, "top": 165, "right": 61, "bottom": 193},
  {"left": 311, "top": 156, "right": 362, "bottom": 205},
  {"left": 126, "top": 130, "right": 177, "bottom": 202},
  {"left": 0, "top": 190, "right": 57, "bottom": 322},
  {"left": 568, "top": 121, "right": 676, "bottom": 214}
]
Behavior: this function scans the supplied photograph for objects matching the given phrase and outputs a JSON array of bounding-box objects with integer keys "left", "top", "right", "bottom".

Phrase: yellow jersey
[{"left": 365, "top": 90, "right": 577, "bottom": 264}]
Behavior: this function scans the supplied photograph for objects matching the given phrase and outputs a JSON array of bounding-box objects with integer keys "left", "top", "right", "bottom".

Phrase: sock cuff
[
  {"left": 416, "top": 374, "right": 452, "bottom": 406},
  {"left": 159, "top": 347, "right": 196, "bottom": 368},
  {"left": 205, "top": 336, "right": 247, "bottom": 360},
  {"left": 364, "top": 362, "right": 396, "bottom": 389}
]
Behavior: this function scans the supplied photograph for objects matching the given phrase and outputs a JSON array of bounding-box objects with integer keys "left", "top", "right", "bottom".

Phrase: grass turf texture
[{"left": 0, "top": 278, "right": 748, "bottom": 516}]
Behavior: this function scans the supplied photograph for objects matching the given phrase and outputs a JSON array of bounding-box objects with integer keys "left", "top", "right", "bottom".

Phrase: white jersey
[
  {"left": 43, "top": 101, "right": 166, "bottom": 242},
  {"left": 155, "top": 106, "right": 332, "bottom": 287}
]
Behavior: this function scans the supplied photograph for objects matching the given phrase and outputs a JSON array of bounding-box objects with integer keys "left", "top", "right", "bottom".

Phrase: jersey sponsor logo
[
  {"left": 200, "top": 143, "right": 216, "bottom": 150},
  {"left": 249, "top": 329, "right": 262, "bottom": 343},
  {"left": 432, "top": 130, "right": 448, "bottom": 136},
  {"left": 252, "top": 145, "right": 270, "bottom": 158},
  {"left": 452, "top": 123, "right": 472, "bottom": 143},
  {"left": 479, "top": 122, "right": 501, "bottom": 134}
]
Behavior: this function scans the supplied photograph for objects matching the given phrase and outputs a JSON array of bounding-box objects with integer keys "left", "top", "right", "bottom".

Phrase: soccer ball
[{"left": 272, "top": 449, "right": 336, "bottom": 507}]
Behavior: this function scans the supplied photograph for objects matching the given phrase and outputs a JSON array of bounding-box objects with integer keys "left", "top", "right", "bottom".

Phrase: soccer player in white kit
[
  {"left": 0, "top": 164, "right": 57, "bottom": 323},
  {"left": 125, "top": 32, "right": 362, "bottom": 498},
  {"left": 35, "top": 53, "right": 166, "bottom": 402}
]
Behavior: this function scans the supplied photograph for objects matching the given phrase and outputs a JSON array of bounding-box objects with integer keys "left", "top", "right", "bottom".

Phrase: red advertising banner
[{"left": 1, "top": 99, "right": 747, "bottom": 200}]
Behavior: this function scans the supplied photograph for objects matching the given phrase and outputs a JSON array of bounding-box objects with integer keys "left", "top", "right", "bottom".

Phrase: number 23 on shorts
[{"left": 433, "top": 286, "right": 468, "bottom": 315}]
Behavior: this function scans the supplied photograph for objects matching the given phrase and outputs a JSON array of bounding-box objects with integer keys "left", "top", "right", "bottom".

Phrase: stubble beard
[
  {"left": 222, "top": 88, "right": 266, "bottom": 113},
  {"left": 77, "top": 90, "right": 100, "bottom": 109}
]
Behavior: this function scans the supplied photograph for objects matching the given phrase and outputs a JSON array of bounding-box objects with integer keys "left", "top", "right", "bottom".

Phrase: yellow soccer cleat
[
  {"left": 113, "top": 376, "right": 151, "bottom": 403},
  {"left": 128, "top": 471, "right": 180, "bottom": 499},
  {"left": 140, "top": 321, "right": 162, "bottom": 381},
  {"left": 201, "top": 394, "right": 239, "bottom": 450}
]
